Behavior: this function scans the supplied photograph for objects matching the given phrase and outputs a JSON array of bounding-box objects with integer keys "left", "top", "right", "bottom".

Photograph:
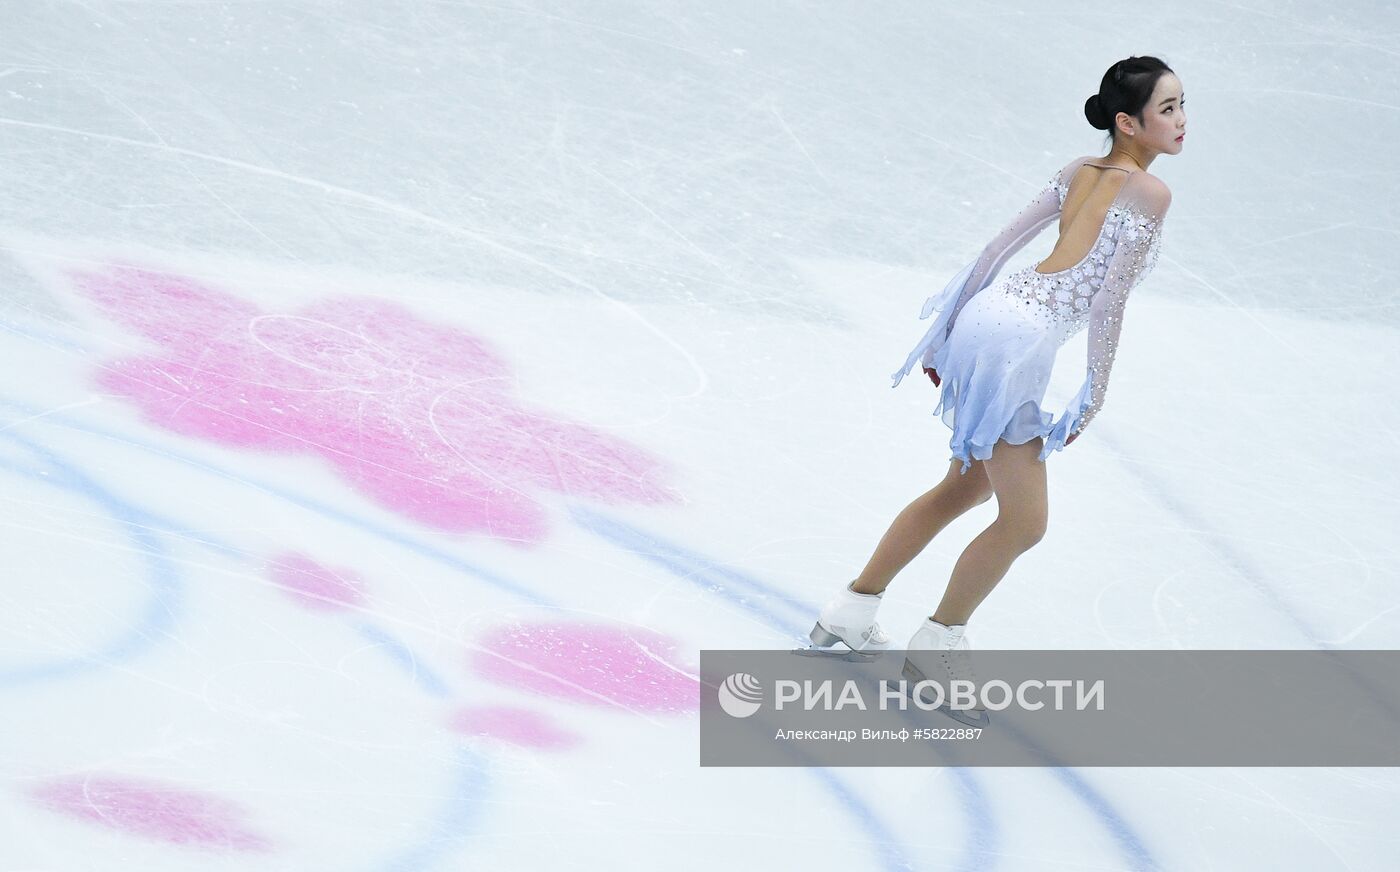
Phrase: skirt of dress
[{"left": 925, "top": 277, "right": 1068, "bottom": 474}]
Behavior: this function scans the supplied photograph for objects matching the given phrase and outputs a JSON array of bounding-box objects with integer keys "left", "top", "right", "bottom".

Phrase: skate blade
[
  {"left": 809, "top": 621, "right": 842, "bottom": 648},
  {"left": 791, "top": 644, "right": 882, "bottom": 661},
  {"left": 901, "top": 659, "right": 992, "bottom": 727},
  {"left": 938, "top": 707, "right": 991, "bottom": 728}
]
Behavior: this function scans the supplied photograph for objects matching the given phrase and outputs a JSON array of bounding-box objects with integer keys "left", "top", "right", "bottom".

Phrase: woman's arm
[
  {"left": 891, "top": 158, "right": 1080, "bottom": 389},
  {"left": 1077, "top": 178, "right": 1170, "bottom": 433},
  {"left": 1047, "top": 175, "right": 1171, "bottom": 447},
  {"left": 942, "top": 168, "right": 1070, "bottom": 340}
]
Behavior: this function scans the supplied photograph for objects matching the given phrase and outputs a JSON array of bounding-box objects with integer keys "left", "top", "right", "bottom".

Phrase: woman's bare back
[{"left": 1033, "top": 163, "right": 1137, "bottom": 275}]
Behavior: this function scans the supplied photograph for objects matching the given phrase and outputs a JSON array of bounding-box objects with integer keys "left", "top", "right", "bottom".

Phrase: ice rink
[{"left": 3, "top": 2, "right": 1399, "bottom": 870}]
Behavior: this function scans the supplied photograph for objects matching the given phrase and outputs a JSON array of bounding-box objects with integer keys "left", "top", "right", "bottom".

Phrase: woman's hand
[
  {"left": 922, "top": 366, "right": 941, "bottom": 387},
  {"left": 1065, "top": 416, "right": 1092, "bottom": 446}
]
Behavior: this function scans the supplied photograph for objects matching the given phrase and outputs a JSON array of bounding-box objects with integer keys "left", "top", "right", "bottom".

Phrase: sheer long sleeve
[
  {"left": 1044, "top": 179, "right": 1170, "bottom": 444},
  {"left": 944, "top": 171, "right": 1066, "bottom": 339},
  {"left": 890, "top": 163, "right": 1072, "bottom": 388}
]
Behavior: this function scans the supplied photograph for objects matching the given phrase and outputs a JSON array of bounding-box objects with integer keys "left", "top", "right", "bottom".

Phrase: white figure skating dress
[{"left": 890, "top": 155, "right": 1171, "bottom": 474}]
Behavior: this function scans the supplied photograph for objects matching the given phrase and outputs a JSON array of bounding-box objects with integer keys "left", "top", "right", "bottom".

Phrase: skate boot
[
  {"left": 902, "top": 618, "right": 990, "bottom": 726},
  {"left": 801, "top": 580, "right": 893, "bottom": 656}
]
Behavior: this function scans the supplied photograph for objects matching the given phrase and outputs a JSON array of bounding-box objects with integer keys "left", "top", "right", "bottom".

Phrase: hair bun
[{"left": 1083, "top": 94, "right": 1110, "bottom": 130}]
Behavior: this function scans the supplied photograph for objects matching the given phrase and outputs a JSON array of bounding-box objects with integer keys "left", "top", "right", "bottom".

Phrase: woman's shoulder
[
  {"left": 1068, "top": 154, "right": 1168, "bottom": 184},
  {"left": 1134, "top": 172, "right": 1172, "bottom": 213},
  {"left": 1056, "top": 156, "right": 1170, "bottom": 213}
]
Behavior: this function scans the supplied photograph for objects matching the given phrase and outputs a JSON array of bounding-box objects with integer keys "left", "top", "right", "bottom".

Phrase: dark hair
[{"left": 1084, "top": 56, "right": 1174, "bottom": 142}]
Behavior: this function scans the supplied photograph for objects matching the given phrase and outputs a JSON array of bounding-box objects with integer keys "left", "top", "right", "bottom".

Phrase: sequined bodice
[
  {"left": 890, "top": 154, "right": 1172, "bottom": 445},
  {"left": 1000, "top": 197, "right": 1162, "bottom": 337}
]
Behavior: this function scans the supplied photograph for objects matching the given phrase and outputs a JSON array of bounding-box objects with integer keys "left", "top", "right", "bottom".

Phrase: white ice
[{"left": 2, "top": 2, "right": 1399, "bottom": 870}]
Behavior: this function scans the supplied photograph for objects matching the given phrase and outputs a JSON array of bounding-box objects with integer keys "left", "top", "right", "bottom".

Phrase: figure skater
[{"left": 808, "top": 56, "right": 1185, "bottom": 724}]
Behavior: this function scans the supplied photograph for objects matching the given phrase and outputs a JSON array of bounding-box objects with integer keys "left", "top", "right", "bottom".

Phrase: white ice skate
[
  {"left": 902, "top": 618, "right": 991, "bottom": 727},
  {"left": 796, "top": 580, "right": 893, "bottom": 658}
]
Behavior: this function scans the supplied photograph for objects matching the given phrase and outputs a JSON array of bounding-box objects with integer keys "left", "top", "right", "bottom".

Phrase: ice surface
[{"left": 2, "top": 2, "right": 1399, "bottom": 870}]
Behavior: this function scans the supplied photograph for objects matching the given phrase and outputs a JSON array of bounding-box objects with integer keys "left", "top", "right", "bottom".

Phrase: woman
[{"left": 808, "top": 56, "right": 1186, "bottom": 724}]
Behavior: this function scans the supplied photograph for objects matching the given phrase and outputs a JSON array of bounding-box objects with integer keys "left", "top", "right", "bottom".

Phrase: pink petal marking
[
  {"left": 265, "top": 551, "right": 366, "bottom": 612},
  {"left": 25, "top": 774, "right": 274, "bottom": 852},
  {"left": 447, "top": 705, "right": 583, "bottom": 749},
  {"left": 470, "top": 621, "right": 698, "bottom": 713}
]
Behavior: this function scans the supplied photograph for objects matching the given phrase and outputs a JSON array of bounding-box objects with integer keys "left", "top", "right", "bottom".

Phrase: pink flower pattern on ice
[{"left": 66, "top": 262, "right": 680, "bottom": 544}]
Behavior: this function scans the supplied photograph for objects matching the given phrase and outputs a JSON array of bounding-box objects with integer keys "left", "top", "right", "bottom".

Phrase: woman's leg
[
  {"left": 930, "top": 437, "right": 1049, "bottom": 625},
  {"left": 850, "top": 457, "right": 994, "bottom": 595}
]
